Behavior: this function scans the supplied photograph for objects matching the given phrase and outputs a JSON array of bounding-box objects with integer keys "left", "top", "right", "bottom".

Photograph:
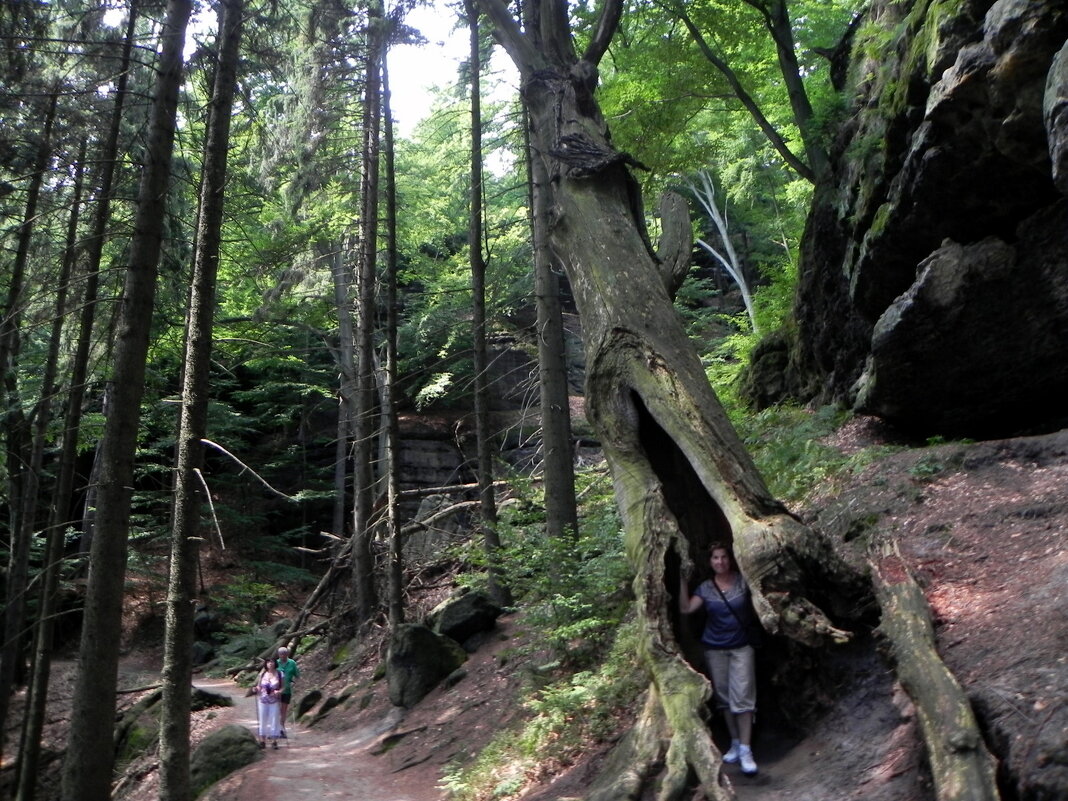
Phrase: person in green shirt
[{"left": 276, "top": 646, "right": 300, "bottom": 735}]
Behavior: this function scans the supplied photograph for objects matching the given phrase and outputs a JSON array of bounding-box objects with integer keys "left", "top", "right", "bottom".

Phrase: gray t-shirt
[{"left": 695, "top": 573, "right": 751, "bottom": 649}]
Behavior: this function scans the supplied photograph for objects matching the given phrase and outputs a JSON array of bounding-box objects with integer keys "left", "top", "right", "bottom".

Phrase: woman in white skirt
[{"left": 256, "top": 658, "right": 283, "bottom": 749}]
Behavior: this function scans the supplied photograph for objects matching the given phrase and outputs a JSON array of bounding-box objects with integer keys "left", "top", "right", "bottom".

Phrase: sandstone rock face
[
  {"left": 385, "top": 623, "right": 467, "bottom": 708},
  {"left": 776, "top": 0, "right": 1068, "bottom": 436},
  {"left": 1045, "top": 41, "right": 1068, "bottom": 192},
  {"left": 427, "top": 590, "right": 503, "bottom": 647}
]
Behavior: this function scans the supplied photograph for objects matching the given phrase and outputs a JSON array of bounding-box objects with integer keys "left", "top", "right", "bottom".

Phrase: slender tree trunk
[
  {"left": 13, "top": 137, "right": 87, "bottom": 800},
  {"left": 467, "top": 0, "right": 511, "bottom": 605},
  {"left": 351, "top": 0, "right": 384, "bottom": 624},
  {"left": 61, "top": 3, "right": 193, "bottom": 799},
  {"left": 71, "top": 0, "right": 141, "bottom": 556},
  {"left": 159, "top": 3, "right": 243, "bottom": 799},
  {"left": 381, "top": 58, "right": 404, "bottom": 627},
  {"left": 0, "top": 86, "right": 58, "bottom": 753},
  {"left": 476, "top": 2, "right": 855, "bottom": 797},
  {"left": 527, "top": 104, "right": 579, "bottom": 541},
  {"left": 331, "top": 242, "right": 356, "bottom": 539},
  {"left": 762, "top": 0, "right": 829, "bottom": 182},
  {"left": 18, "top": 10, "right": 141, "bottom": 796}
]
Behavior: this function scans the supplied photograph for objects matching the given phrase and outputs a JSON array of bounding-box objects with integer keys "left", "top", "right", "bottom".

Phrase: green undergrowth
[
  {"left": 440, "top": 620, "right": 644, "bottom": 801},
  {"left": 444, "top": 470, "right": 642, "bottom": 800},
  {"left": 737, "top": 404, "right": 852, "bottom": 503}
]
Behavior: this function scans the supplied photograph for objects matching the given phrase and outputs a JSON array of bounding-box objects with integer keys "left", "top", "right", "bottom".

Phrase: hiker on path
[
  {"left": 276, "top": 645, "right": 300, "bottom": 735},
  {"left": 256, "top": 657, "right": 283, "bottom": 749}
]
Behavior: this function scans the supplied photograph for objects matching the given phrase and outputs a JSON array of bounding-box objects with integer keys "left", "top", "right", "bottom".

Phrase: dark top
[{"left": 695, "top": 573, "right": 752, "bottom": 650}]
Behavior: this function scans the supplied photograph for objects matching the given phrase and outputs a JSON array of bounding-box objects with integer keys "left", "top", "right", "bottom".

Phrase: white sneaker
[
  {"left": 722, "top": 740, "right": 741, "bottom": 763},
  {"left": 739, "top": 744, "right": 758, "bottom": 775}
]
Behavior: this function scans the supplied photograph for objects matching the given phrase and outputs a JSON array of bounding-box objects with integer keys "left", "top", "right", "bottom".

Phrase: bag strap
[{"left": 712, "top": 577, "right": 748, "bottom": 631}]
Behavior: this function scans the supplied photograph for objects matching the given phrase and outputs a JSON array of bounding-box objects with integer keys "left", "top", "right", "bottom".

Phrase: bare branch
[
  {"left": 193, "top": 467, "right": 225, "bottom": 550},
  {"left": 200, "top": 438, "right": 297, "bottom": 501},
  {"left": 582, "top": 0, "right": 624, "bottom": 66},
  {"left": 475, "top": 0, "right": 542, "bottom": 75}
]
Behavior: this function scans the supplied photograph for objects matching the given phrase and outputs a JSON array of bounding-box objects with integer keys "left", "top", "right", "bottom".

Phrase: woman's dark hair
[{"left": 262, "top": 657, "right": 277, "bottom": 670}]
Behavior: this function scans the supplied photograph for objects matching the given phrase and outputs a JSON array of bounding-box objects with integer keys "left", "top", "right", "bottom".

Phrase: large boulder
[
  {"left": 189, "top": 724, "right": 260, "bottom": 798},
  {"left": 427, "top": 590, "right": 503, "bottom": 647},
  {"left": 752, "top": 0, "right": 1068, "bottom": 437},
  {"left": 386, "top": 623, "right": 467, "bottom": 708},
  {"left": 1046, "top": 40, "right": 1068, "bottom": 192},
  {"left": 855, "top": 203, "right": 1068, "bottom": 435}
]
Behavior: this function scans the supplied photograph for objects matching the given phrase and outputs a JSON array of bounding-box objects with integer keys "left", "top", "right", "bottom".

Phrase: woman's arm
[{"left": 679, "top": 578, "right": 703, "bottom": 614}]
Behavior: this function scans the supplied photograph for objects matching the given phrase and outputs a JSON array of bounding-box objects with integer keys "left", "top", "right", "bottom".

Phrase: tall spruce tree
[
  {"left": 160, "top": 2, "right": 244, "bottom": 799},
  {"left": 61, "top": 3, "right": 194, "bottom": 798}
]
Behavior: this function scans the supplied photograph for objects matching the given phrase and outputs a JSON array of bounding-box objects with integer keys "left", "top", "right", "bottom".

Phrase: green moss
[{"left": 115, "top": 713, "right": 160, "bottom": 769}]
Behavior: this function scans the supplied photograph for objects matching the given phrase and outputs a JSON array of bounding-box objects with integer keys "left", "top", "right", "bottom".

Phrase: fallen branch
[
  {"left": 871, "top": 552, "right": 1000, "bottom": 801},
  {"left": 396, "top": 480, "right": 507, "bottom": 500},
  {"left": 201, "top": 438, "right": 297, "bottom": 501}
]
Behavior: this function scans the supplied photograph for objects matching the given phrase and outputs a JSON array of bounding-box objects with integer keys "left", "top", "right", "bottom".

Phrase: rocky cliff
[{"left": 750, "top": 0, "right": 1068, "bottom": 438}]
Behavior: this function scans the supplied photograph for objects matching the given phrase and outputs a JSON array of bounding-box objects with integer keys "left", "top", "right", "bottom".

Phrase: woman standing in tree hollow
[{"left": 680, "top": 542, "right": 760, "bottom": 775}]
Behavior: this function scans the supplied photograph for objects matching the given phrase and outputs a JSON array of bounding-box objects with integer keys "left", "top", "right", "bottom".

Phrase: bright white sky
[
  {"left": 103, "top": 3, "right": 513, "bottom": 139},
  {"left": 389, "top": 4, "right": 469, "bottom": 136}
]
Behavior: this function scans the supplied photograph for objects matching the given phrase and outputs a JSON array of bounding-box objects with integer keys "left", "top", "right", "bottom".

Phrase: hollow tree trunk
[{"left": 477, "top": 2, "right": 854, "bottom": 797}]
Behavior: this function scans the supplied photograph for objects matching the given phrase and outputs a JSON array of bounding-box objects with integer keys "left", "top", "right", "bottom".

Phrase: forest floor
[{"left": 11, "top": 418, "right": 1068, "bottom": 801}]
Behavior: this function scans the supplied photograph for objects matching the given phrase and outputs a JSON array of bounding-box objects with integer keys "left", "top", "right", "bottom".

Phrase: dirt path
[{"left": 191, "top": 676, "right": 443, "bottom": 801}]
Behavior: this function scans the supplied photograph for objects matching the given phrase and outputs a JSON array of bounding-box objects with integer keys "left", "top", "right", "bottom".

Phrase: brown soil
[{"left": 15, "top": 420, "right": 1068, "bottom": 801}]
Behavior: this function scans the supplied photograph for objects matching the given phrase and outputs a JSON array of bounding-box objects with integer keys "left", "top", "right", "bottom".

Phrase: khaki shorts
[{"left": 703, "top": 645, "right": 756, "bottom": 714}]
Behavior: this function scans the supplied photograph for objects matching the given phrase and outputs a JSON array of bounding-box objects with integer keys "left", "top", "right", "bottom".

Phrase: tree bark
[
  {"left": 477, "top": 1, "right": 853, "bottom": 796},
  {"left": 351, "top": 0, "right": 383, "bottom": 625},
  {"left": 61, "top": 3, "right": 193, "bottom": 799},
  {"left": 381, "top": 56, "right": 404, "bottom": 627},
  {"left": 467, "top": 0, "right": 511, "bottom": 606},
  {"left": 159, "top": 3, "right": 243, "bottom": 799},
  {"left": 527, "top": 103, "right": 579, "bottom": 541},
  {"left": 330, "top": 239, "right": 357, "bottom": 543}
]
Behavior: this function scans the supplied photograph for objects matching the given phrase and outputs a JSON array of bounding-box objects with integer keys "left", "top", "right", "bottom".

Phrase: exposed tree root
[
  {"left": 871, "top": 555, "right": 1001, "bottom": 801},
  {"left": 586, "top": 689, "right": 667, "bottom": 801}
]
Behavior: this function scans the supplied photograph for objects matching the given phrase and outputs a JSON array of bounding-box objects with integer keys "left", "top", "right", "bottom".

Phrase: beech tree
[{"left": 475, "top": 1, "right": 854, "bottom": 797}]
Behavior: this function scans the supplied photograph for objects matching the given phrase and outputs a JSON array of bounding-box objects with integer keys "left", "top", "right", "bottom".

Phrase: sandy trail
[{"left": 193, "top": 676, "right": 442, "bottom": 801}]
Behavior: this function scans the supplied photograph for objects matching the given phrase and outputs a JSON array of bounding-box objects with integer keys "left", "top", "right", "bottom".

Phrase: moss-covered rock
[{"left": 189, "top": 724, "right": 261, "bottom": 798}]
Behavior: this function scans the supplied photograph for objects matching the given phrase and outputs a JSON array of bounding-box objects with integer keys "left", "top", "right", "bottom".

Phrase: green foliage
[
  {"left": 440, "top": 621, "right": 645, "bottom": 801},
  {"left": 440, "top": 470, "right": 641, "bottom": 800},
  {"left": 485, "top": 478, "right": 631, "bottom": 669},
  {"left": 213, "top": 574, "right": 282, "bottom": 628},
  {"left": 736, "top": 404, "right": 853, "bottom": 503}
]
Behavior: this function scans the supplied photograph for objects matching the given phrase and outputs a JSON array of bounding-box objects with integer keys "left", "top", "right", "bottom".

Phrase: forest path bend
[{"left": 193, "top": 676, "right": 442, "bottom": 801}]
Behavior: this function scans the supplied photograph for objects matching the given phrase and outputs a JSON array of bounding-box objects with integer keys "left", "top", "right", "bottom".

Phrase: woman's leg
[{"left": 256, "top": 700, "right": 267, "bottom": 746}]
